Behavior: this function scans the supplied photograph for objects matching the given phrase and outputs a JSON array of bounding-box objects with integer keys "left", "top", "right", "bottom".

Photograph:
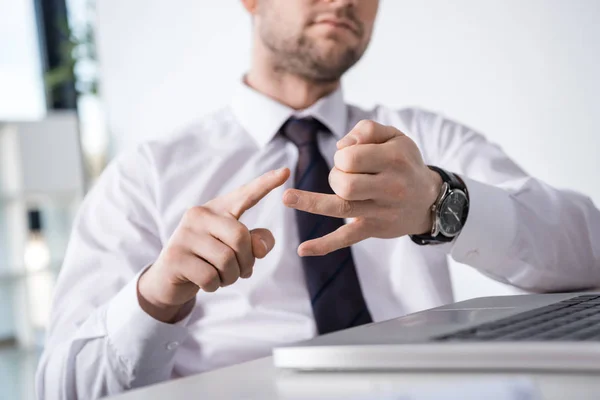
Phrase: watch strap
[{"left": 428, "top": 165, "right": 463, "bottom": 191}]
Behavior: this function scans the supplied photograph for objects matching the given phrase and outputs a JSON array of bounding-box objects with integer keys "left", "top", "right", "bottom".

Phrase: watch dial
[{"left": 439, "top": 191, "right": 468, "bottom": 236}]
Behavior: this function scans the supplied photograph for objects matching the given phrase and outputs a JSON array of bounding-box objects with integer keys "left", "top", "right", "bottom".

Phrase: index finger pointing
[
  {"left": 282, "top": 189, "right": 375, "bottom": 219},
  {"left": 299, "top": 218, "right": 371, "bottom": 257},
  {"left": 223, "top": 167, "right": 290, "bottom": 219}
]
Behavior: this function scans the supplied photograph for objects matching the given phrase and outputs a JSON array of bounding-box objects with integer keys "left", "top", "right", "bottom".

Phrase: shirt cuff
[
  {"left": 105, "top": 266, "right": 194, "bottom": 378},
  {"left": 451, "top": 176, "right": 518, "bottom": 279}
]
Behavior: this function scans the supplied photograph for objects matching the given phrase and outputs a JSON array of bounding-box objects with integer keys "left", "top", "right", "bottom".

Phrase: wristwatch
[{"left": 410, "top": 166, "right": 470, "bottom": 245}]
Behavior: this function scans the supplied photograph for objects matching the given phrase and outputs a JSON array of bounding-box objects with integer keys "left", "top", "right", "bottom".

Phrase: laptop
[{"left": 273, "top": 293, "right": 600, "bottom": 372}]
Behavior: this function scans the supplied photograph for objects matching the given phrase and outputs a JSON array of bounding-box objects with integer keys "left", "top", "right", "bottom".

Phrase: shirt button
[{"left": 166, "top": 341, "right": 180, "bottom": 351}]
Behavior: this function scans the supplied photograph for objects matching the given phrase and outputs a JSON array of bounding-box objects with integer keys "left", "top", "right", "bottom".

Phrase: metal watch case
[{"left": 430, "top": 183, "right": 469, "bottom": 238}]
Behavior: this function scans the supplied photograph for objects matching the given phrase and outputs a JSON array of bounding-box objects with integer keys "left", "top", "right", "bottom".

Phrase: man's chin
[
  {"left": 301, "top": 60, "right": 353, "bottom": 83},
  {"left": 310, "top": 40, "right": 358, "bottom": 60},
  {"left": 316, "top": 51, "right": 359, "bottom": 72}
]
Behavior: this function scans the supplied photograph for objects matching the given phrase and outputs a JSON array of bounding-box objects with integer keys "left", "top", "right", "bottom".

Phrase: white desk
[{"left": 111, "top": 355, "right": 600, "bottom": 399}]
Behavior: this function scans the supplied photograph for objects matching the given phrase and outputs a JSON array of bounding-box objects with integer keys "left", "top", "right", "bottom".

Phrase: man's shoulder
[
  {"left": 145, "top": 107, "right": 237, "bottom": 154},
  {"left": 124, "top": 106, "right": 243, "bottom": 161},
  {"left": 107, "top": 107, "right": 239, "bottom": 176}
]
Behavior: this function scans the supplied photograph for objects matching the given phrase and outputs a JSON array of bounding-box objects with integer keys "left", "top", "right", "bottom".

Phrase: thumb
[{"left": 250, "top": 228, "right": 275, "bottom": 259}]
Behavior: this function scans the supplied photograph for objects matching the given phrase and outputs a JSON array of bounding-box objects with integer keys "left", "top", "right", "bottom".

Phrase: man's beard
[
  {"left": 261, "top": 31, "right": 363, "bottom": 83},
  {"left": 258, "top": 7, "right": 367, "bottom": 83}
]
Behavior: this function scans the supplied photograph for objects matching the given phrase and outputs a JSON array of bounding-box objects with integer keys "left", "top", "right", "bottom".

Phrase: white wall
[
  {"left": 0, "top": 0, "right": 46, "bottom": 119},
  {"left": 97, "top": 0, "right": 600, "bottom": 301}
]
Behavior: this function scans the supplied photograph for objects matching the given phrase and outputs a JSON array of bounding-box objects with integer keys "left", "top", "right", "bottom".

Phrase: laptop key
[{"left": 435, "top": 295, "right": 600, "bottom": 342}]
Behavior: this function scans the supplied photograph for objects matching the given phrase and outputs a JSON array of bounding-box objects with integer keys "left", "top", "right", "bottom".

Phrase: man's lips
[{"left": 313, "top": 18, "right": 360, "bottom": 35}]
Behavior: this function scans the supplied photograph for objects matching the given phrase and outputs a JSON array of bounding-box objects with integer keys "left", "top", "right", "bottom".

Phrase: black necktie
[{"left": 281, "top": 117, "right": 373, "bottom": 334}]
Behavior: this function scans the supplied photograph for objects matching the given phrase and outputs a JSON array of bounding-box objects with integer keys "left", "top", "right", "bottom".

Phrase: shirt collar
[{"left": 231, "top": 79, "right": 348, "bottom": 148}]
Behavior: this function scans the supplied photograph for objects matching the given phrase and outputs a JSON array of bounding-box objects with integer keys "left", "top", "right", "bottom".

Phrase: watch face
[{"left": 439, "top": 190, "right": 468, "bottom": 237}]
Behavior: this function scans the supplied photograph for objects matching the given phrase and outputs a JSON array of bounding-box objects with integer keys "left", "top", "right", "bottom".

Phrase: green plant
[{"left": 45, "top": 1, "right": 98, "bottom": 97}]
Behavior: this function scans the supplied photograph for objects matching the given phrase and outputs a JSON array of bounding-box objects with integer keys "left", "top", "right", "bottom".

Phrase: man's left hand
[{"left": 283, "top": 120, "right": 443, "bottom": 257}]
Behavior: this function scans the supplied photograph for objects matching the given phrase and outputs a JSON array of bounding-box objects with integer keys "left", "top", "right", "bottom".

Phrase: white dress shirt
[{"left": 37, "top": 82, "right": 600, "bottom": 399}]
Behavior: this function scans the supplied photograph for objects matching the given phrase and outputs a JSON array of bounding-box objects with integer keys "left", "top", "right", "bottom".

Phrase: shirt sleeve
[
  {"left": 417, "top": 109, "right": 600, "bottom": 292},
  {"left": 36, "top": 146, "right": 193, "bottom": 400}
]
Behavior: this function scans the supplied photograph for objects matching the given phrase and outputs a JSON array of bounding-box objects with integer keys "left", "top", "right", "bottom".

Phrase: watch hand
[{"left": 449, "top": 209, "right": 460, "bottom": 222}]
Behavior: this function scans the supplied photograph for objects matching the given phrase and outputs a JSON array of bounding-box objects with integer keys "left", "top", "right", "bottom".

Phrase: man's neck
[{"left": 246, "top": 47, "right": 339, "bottom": 110}]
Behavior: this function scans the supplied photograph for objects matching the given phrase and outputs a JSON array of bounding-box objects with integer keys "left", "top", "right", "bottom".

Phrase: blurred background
[{"left": 1, "top": 0, "right": 599, "bottom": 399}]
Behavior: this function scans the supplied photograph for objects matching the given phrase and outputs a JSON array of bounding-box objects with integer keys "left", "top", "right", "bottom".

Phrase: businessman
[{"left": 37, "top": 0, "right": 600, "bottom": 398}]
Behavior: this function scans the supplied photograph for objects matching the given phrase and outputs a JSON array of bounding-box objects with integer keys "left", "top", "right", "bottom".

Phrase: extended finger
[
  {"left": 217, "top": 167, "right": 290, "bottom": 219},
  {"left": 298, "top": 219, "right": 371, "bottom": 257},
  {"left": 282, "top": 189, "right": 376, "bottom": 218},
  {"left": 334, "top": 143, "right": 390, "bottom": 174},
  {"left": 337, "top": 120, "right": 400, "bottom": 149}
]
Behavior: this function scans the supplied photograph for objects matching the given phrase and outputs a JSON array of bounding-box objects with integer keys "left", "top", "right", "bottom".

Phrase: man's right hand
[{"left": 138, "top": 167, "right": 290, "bottom": 323}]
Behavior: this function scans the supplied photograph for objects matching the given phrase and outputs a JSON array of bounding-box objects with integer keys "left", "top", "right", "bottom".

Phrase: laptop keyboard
[{"left": 435, "top": 295, "right": 600, "bottom": 342}]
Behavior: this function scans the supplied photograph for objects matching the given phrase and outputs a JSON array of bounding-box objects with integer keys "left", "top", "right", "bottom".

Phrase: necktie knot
[{"left": 281, "top": 117, "right": 328, "bottom": 149}]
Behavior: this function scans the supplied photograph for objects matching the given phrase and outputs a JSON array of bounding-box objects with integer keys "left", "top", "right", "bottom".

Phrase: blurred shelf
[{"left": 0, "top": 191, "right": 80, "bottom": 203}]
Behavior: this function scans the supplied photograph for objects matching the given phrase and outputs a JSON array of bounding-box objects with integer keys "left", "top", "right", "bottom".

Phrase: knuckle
[
  {"left": 231, "top": 225, "right": 249, "bottom": 247},
  {"left": 328, "top": 168, "right": 337, "bottom": 187},
  {"left": 228, "top": 200, "right": 246, "bottom": 219},
  {"left": 338, "top": 200, "right": 354, "bottom": 217},
  {"left": 203, "top": 268, "right": 220, "bottom": 289},
  {"left": 221, "top": 265, "right": 241, "bottom": 286},
  {"left": 204, "top": 267, "right": 220, "bottom": 286},
  {"left": 330, "top": 172, "right": 352, "bottom": 199},
  {"left": 390, "top": 148, "right": 407, "bottom": 166},
  {"left": 238, "top": 250, "right": 254, "bottom": 275},
  {"left": 357, "top": 119, "right": 376, "bottom": 136},
  {"left": 335, "top": 149, "right": 357, "bottom": 171},
  {"left": 240, "top": 259, "right": 254, "bottom": 277},
  {"left": 223, "top": 274, "right": 239, "bottom": 287},
  {"left": 218, "top": 246, "right": 237, "bottom": 267},
  {"left": 203, "top": 286, "right": 218, "bottom": 293},
  {"left": 185, "top": 206, "right": 207, "bottom": 222},
  {"left": 338, "top": 178, "right": 356, "bottom": 199}
]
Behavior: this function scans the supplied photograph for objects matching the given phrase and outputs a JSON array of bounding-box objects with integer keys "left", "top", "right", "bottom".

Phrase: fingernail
[
  {"left": 337, "top": 136, "right": 357, "bottom": 149},
  {"left": 260, "top": 238, "right": 268, "bottom": 253},
  {"left": 283, "top": 191, "right": 299, "bottom": 205}
]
